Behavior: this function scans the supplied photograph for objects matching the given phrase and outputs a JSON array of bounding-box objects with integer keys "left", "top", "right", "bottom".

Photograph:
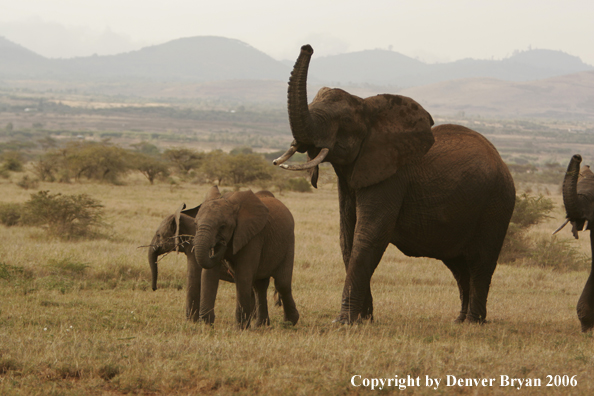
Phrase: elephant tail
[{"left": 274, "top": 288, "right": 282, "bottom": 307}]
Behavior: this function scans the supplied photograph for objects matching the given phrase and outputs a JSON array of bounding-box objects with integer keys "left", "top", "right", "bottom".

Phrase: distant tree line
[{"left": 1, "top": 139, "right": 312, "bottom": 192}]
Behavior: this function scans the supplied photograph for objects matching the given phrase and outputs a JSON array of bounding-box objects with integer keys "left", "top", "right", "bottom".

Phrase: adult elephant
[
  {"left": 148, "top": 203, "right": 235, "bottom": 322},
  {"left": 274, "top": 45, "right": 516, "bottom": 324},
  {"left": 556, "top": 154, "right": 594, "bottom": 332}
]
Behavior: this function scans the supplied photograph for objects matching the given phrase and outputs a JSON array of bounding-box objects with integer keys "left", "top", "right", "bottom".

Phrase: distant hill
[
  {"left": 1, "top": 36, "right": 592, "bottom": 87},
  {"left": 309, "top": 48, "right": 593, "bottom": 87},
  {"left": 1, "top": 36, "right": 593, "bottom": 119},
  {"left": 0, "top": 36, "right": 291, "bottom": 81},
  {"left": 400, "top": 70, "right": 594, "bottom": 119},
  {"left": 0, "top": 36, "right": 50, "bottom": 76}
]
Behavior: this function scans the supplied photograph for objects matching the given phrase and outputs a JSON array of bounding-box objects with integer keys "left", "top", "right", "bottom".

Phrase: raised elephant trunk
[
  {"left": 287, "top": 44, "right": 316, "bottom": 145},
  {"left": 563, "top": 154, "right": 583, "bottom": 220},
  {"left": 148, "top": 247, "right": 159, "bottom": 291}
]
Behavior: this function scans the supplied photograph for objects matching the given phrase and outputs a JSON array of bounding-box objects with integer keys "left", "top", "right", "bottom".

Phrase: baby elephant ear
[
  {"left": 204, "top": 185, "right": 222, "bottom": 201},
  {"left": 350, "top": 94, "right": 434, "bottom": 189},
  {"left": 228, "top": 190, "right": 270, "bottom": 254},
  {"left": 174, "top": 203, "right": 186, "bottom": 253}
]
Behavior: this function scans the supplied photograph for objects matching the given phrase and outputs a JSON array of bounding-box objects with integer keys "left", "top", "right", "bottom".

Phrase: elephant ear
[
  {"left": 173, "top": 203, "right": 186, "bottom": 253},
  {"left": 228, "top": 190, "right": 270, "bottom": 255},
  {"left": 204, "top": 185, "right": 222, "bottom": 201},
  {"left": 181, "top": 204, "right": 201, "bottom": 218},
  {"left": 578, "top": 166, "right": 594, "bottom": 201},
  {"left": 350, "top": 94, "right": 435, "bottom": 189}
]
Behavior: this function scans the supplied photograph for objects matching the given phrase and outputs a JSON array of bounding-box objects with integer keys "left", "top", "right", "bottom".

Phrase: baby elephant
[
  {"left": 148, "top": 203, "right": 235, "bottom": 321},
  {"left": 193, "top": 186, "right": 299, "bottom": 328}
]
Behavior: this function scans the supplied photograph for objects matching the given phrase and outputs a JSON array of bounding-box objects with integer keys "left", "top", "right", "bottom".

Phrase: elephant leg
[
  {"left": 235, "top": 279, "right": 255, "bottom": 329},
  {"left": 577, "top": 233, "right": 594, "bottom": 332},
  {"left": 274, "top": 275, "right": 299, "bottom": 325},
  {"left": 337, "top": 177, "right": 377, "bottom": 322},
  {"left": 465, "top": 252, "right": 497, "bottom": 324},
  {"left": 232, "top": 256, "right": 257, "bottom": 329},
  {"left": 337, "top": 177, "right": 357, "bottom": 271},
  {"left": 199, "top": 265, "right": 221, "bottom": 324},
  {"left": 338, "top": 183, "right": 400, "bottom": 324},
  {"left": 443, "top": 257, "right": 470, "bottom": 323},
  {"left": 339, "top": 244, "right": 386, "bottom": 324},
  {"left": 185, "top": 254, "right": 202, "bottom": 322},
  {"left": 361, "top": 291, "right": 374, "bottom": 322},
  {"left": 253, "top": 277, "right": 270, "bottom": 326}
]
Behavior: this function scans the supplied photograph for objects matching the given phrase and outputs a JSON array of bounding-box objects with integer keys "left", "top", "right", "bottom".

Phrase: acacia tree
[
  {"left": 225, "top": 153, "right": 272, "bottom": 185},
  {"left": 201, "top": 150, "right": 229, "bottom": 185},
  {"left": 131, "top": 152, "right": 169, "bottom": 184},
  {"left": 164, "top": 148, "right": 203, "bottom": 174},
  {"left": 65, "top": 142, "right": 130, "bottom": 183}
]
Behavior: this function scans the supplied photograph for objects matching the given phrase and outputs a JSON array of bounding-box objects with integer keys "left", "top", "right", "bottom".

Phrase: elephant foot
[
  {"left": 466, "top": 315, "right": 487, "bottom": 325},
  {"left": 333, "top": 312, "right": 365, "bottom": 325},
  {"left": 577, "top": 306, "right": 594, "bottom": 332},
  {"left": 284, "top": 311, "right": 299, "bottom": 326},
  {"left": 255, "top": 317, "right": 271, "bottom": 327},
  {"left": 579, "top": 317, "right": 594, "bottom": 332},
  {"left": 454, "top": 312, "right": 467, "bottom": 324}
]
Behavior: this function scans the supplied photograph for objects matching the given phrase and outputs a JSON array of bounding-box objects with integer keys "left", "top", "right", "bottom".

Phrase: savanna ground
[
  {"left": 1, "top": 174, "right": 594, "bottom": 396},
  {"left": 1, "top": 88, "right": 594, "bottom": 394}
]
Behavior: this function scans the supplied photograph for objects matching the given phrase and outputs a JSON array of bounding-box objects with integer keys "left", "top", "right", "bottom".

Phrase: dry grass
[{"left": 1, "top": 177, "right": 594, "bottom": 395}]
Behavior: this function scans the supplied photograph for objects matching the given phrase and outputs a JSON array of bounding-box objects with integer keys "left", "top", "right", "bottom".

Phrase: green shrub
[
  {"left": 46, "top": 258, "right": 89, "bottom": 278},
  {"left": 500, "top": 194, "right": 554, "bottom": 264},
  {"left": 1, "top": 151, "right": 24, "bottom": 172},
  {"left": 500, "top": 193, "right": 588, "bottom": 271},
  {"left": 21, "top": 190, "right": 106, "bottom": 240},
  {"left": 530, "top": 238, "right": 590, "bottom": 272},
  {"left": 287, "top": 177, "right": 312, "bottom": 193},
  {"left": 16, "top": 175, "right": 39, "bottom": 190},
  {"left": 0, "top": 202, "right": 22, "bottom": 226},
  {"left": 510, "top": 193, "right": 554, "bottom": 228},
  {"left": 0, "top": 262, "right": 31, "bottom": 282}
]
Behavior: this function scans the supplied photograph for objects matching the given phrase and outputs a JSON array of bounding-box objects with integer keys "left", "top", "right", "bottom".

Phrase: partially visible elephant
[
  {"left": 148, "top": 203, "right": 235, "bottom": 321},
  {"left": 192, "top": 186, "right": 299, "bottom": 329},
  {"left": 556, "top": 154, "right": 594, "bottom": 332},
  {"left": 274, "top": 45, "right": 516, "bottom": 324}
]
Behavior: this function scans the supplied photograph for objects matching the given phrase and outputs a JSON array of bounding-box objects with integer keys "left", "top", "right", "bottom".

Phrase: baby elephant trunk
[
  {"left": 148, "top": 247, "right": 159, "bottom": 291},
  {"left": 193, "top": 234, "right": 227, "bottom": 269}
]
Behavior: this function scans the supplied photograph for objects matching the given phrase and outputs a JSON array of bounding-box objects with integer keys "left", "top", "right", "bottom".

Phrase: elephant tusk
[
  {"left": 273, "top": 144, "right": 299, "bottom": 166},
  {"left": 552, "top": 219, "right": 570, "bottom": 235},
  {"left": 280, "top": 148, "right": 329, "bottom": 171},
  {"left": 585, "top": 220, "right": 589, "bottom": 230}
]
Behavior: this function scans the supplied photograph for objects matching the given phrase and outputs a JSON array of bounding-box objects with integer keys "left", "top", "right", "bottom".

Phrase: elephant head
[
  {"left": 193, "top": 186, "right": 269, "bottom": 269},
  {"left": 558, "top": 155, "right": 594, "bottom": 238},
  {"left": 148, "top": 203, "right": 200, "bottom": 291},
  {"left": 558, "top": 154, "right": 594, "bottom": 332},
  {"left": 274, "top": 44, "right": 435, "bottom": 188}
]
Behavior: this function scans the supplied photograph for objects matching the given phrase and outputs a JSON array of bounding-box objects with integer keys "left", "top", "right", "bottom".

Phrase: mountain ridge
[{"left": 0, "top": 35, "right": 591, "bottom": 87}]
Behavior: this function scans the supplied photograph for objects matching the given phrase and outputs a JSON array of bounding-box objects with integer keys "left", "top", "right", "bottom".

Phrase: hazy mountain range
[
  {"left": 1, "top": 35, "right": 593, "bottom": 119},
  {"left": 1, "top": 35, "right": 592, "bottom": 86}
]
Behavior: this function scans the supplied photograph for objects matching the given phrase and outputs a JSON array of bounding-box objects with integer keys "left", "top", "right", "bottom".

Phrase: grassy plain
[{"left": 1, "top": 174, "right": 594, "bottom": 395}]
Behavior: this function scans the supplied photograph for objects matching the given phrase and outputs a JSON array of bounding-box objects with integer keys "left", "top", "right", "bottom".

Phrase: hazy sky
[{"left": 1, "top": 0, "right": 593, "bottom": 65}]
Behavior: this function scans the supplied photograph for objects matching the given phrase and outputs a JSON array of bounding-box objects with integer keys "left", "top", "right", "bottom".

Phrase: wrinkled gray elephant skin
[
  {"left": 193, "top": 186, "right": 299, "bottom": 329},
  {"left": 147, "top": 204, "right": 235, "bottom": 322},
  {"left": 275, "top": 44, "right": 516, "bottom": 325},
  {"left": 559, "top": 154, "right": 594, "bottom": 332}
]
